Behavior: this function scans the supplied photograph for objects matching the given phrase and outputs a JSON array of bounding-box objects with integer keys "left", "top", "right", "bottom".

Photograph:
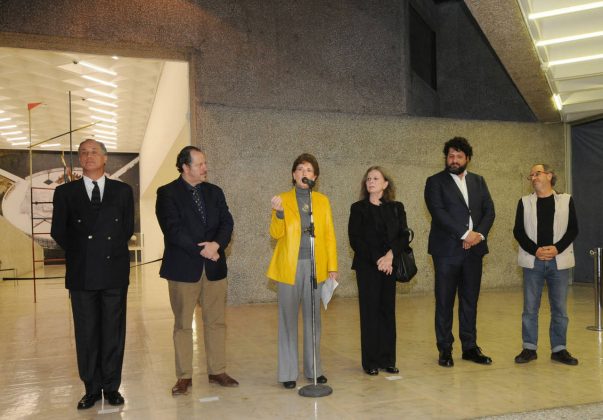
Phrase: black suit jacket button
[
  {"left": 88, "top": 235, "right": 93, "bottom": 239},
  {"left": 107, "top": 236, "right": 111, "bottom": 240},
  {"left": 106, "top": 256, "right": 111, "bottom": 259},
  {"left": 77, "top": 219, "right": 82, "bottom": 223},
  {"left": 115, "top": 218, "right": 119, "bottom": 222}
]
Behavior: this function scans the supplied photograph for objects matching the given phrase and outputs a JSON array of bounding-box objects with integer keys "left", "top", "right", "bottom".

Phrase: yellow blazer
[{"left": 267, "top": 188, "right": 338, "bottom": 285}]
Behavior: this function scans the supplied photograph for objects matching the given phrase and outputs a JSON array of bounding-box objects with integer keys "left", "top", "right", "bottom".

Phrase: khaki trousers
[{"left": 168, "top": 274, "right": 227, "bottom": 378}]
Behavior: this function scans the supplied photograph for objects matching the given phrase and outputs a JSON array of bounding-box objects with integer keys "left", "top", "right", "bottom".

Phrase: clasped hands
[
  {"left": 199, "top": 241, "right": 220, "bottom": 261},
  {"left": 463, "top": 231, "right": 483, "bottom": 250},
  {"left": 536, "top": 245, "right": 558, "bottom": 261},
  {"left": 377, "top": 250, "right": 394, "bottom": 275}
]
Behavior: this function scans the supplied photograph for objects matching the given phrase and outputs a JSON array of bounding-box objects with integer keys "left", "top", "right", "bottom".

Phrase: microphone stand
[{"left": 299, "top": 182, "right": 333, "bottom": 398}]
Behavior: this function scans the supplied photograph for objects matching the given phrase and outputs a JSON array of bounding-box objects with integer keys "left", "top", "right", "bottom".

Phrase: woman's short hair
[
  {"left": 291, "top": 153, "right": 320, "bottom": 185},
  {"left": 176, "top": 146, "right": 202, "bottom": 173},
  {"left": 360, "top": 166, "right": 396, "bottom": 202}
]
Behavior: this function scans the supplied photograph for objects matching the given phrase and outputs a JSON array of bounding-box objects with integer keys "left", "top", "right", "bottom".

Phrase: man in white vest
[{"left": 513, "top": 164, "right": 579, "bottom": 365}]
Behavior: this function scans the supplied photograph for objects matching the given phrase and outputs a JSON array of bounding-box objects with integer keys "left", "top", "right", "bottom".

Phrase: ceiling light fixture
[
  {"left": 40, "top": 143, "right": 61, "bottom": 148},
  {"left": 89, "top": 107, "right": 117, "bottom": 116},
  {"left": 10, "top": 142, "right": 29, "bottom": 146},
  {"left": 0, "top": 117, "right": 11, "bottom": 123},
  {"left": 91, "top": 115, "right": 117, "bottom": 124},
  {"left": 553, "top": 94, "right": 563, "bottom": 110},
  {"left": 112, "top": 56, "right": 119, "bottom": 60},
  {"left": 0, "top": 110, "right": 4, "bottom": 114},
  {"left": 529, "top": 1, "right": 603, "bottom": 19},
  {"left": 85, "top": 88, "right": 118, "bottom": 99},
  {"left": 86, "top": 98, "right": 118, "bottom": 108},
  {"left": 536, "top": 30, "right": 603, "bottom": 46},
  {"left": 547, "top": 53, "right": 603, "bottom": 66},
  {"left": 0, "top": 125, "right": 17, "bottom": 130},
  {"left": 96, "top": 123, "right": 117, "bottom": 130},
  {"left": 1, "top": 131, "right": 22, "bottom": 135},
  {"left": 94, "top": 130, "right": 117, "bottom": 137},
  {"left": 7, "top": 136, "right": 27, "bottom": 141},
  {"left": 77, "top": 60, "right": 117, "bottom": 76},
  {"left": 82, "top": 75, "right": 118, "bottom": 88},
  {"left": 96, "top": 139, "right": 117, "bottom": 145}
]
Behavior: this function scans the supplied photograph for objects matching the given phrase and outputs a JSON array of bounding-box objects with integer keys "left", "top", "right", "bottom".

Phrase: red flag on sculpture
[{"left": 27, "top": 102, "right": 42, "bottom": 110}]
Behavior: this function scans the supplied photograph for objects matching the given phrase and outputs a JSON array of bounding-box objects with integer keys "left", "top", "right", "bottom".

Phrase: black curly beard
[{"left": 446, "top": 163, "right": 467, "bottom": 175}]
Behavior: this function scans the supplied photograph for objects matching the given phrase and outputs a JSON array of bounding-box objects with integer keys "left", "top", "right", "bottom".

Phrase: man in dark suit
[
  {"left": 156, "top": 146, "right": 237, "bottom": 396},
  {"left": 424, "top": 137, "right": 495, "bottom": 367},
  {"left": 51, "top": 139, "right": 134, "bottom": 409}
]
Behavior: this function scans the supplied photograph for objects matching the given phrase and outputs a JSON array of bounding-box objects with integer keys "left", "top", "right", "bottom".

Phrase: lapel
[
  {"left": 284, "top": 188, "right": 301, "bottom": 224},
  {"left": 443, "top": 171, "right": 469, "bottom": 209}
]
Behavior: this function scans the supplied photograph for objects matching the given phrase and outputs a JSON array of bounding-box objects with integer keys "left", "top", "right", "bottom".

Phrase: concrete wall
[
  {"left": 0, "top": 0, "right": 565, "bottom": 304},
  {"left": 201, "top": 104, "right": 564, "bottom": 303},
  {"left": 0, "top": 215, "right": 43, "bottom": 278}
]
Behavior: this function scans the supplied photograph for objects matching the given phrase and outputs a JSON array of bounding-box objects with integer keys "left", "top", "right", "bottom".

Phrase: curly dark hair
[{"left": 443, "top": 137, "right": 473, "bottom": 159}]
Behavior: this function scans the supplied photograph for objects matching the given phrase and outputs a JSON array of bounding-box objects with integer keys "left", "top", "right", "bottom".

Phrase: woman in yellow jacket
[{"left": 267, "top": 153, "right": 338, "bottom": 389}]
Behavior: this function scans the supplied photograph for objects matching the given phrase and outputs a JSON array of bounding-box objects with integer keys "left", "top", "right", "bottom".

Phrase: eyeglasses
[{"left": 526, "top": 171, "right": 550, "bottom": 180}]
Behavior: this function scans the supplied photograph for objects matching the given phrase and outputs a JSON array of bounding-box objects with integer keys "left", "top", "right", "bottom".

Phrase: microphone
[{"left": 302, "top": 177, "right": 315, "bottom": 188}]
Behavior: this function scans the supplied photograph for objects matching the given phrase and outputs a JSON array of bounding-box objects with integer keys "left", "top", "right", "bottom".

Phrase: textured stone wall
[{"left": 200, "top": 105, "right": 564, "bottom": 303}]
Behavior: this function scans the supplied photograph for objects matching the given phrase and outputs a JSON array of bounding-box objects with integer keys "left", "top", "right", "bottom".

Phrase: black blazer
[
  {"left": 348, "top": 199, "right": 410, "bottom": 271},
  {"left": 51, "top": 178, "right": 134, "bottom": 290},
  {"left": 156, "top": 177, "right": 234, "bottom": 282},
  {"left": 424, "top": 170, "right": 495, "bottom": 257}
]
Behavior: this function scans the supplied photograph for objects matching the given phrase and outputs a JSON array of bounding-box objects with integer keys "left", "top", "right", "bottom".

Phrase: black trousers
[
  {"left": 70, "top": 287, "right": 128, "bottom": 395},
  {"left": 433, "top": 253, "right": 483, "bottom": 352},
  {"left": 356, "top": 267, "right": 396, "bottom": 370}
]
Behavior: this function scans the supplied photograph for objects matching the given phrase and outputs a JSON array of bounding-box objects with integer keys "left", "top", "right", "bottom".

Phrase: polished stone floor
[{"left": 2, "top": 264, "right": 603, "bottom": 419}]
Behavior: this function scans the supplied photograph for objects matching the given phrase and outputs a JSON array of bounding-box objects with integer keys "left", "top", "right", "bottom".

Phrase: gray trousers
[{"left": 277, "top": 259, "right": 324, "bottom": 382}]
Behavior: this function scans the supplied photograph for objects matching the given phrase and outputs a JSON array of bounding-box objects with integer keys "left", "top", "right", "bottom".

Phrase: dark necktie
[
  {"left": 191, "top": 186, "right": 207, "bottom": 224},
  {"left": 91, "top": 181, "right": 101, "bottom": 210}
]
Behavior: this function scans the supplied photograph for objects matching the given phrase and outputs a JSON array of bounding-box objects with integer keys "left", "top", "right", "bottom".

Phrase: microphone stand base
[{"left": 298, "top": 384, "right": 333, "bottom": 398}]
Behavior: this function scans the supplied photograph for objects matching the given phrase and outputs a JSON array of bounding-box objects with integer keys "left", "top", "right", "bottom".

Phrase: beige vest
[{"left": 517, "top": 192, "right": 575, "bottom": 269}]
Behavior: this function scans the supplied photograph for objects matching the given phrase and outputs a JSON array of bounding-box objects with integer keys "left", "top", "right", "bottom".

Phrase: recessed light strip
[
  {"left": 85, "top": 88, "right": 118, "bottom": 100},
  {"left": 86, "top": 98, "right": 118, "bottom": 108},
  {"left": 82, "top": 75, "right": 118, "bottom": 88},
  {"left": 10, "top": 142, "right": 29, "bottom": 146},
  {"left": 529, "top": 1, "right": 603, "bottom": 19},
  {"left": 89, "top": 107, "right": 117, "bottom": 116},
  {"left": 96, "top": 139, "right": 117, "bottom": 145},
  {"left": 536, "top": 30, "right": 603, "bottom": 46},
  {"left": 94, "top": 129, "right": 117, "bottom": 136},
  {"left": 547, "top": 53, "right": 603, "bottom": 66},
  {"left": 78, "top": 61, "right": 117, "bottom": 76},
  {"left": 7, "top": 137, "right": 27, "bottom": 141},
  {"left": 0, "top": 125, "right": 17, "bottom": 130},
  {"left": 0, "top": 117, "right": 11, "bottom": 123},
  {"left": 91, "top": 115, "right": 117, "bottom": 123},
  {"left": 553, "top": 94, "right": 563, "bottom": 110},
  {"left": 40, "top": 143, "right": 61, "bottom": 148}
]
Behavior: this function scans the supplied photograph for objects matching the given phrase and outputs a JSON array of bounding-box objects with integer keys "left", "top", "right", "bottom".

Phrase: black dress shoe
[
  {"left": 283, "top": 381, "right": 296, "bottom": 389},
  {"left": 364, "top": 368, "right": 379, "bottom": 375},
  {"left": 438, "top": 350, "right": 454, "bottom": 367},
  {"left": 462, "top": 347, "right": 492, "bottom": 365},
  {"left": 381, "top": 367, "right": 399, "bottom": 374},
  {"left": 105, "top": 391, "right": 125, "bottom": 406},
  {"left": 515, "top": 348, "right": 537, "bottom": 364},
  {"left": 316, "top": 375, "right": 327, "bottom": 384},
  {"left": 551, "top": 349, "right": 578, "bottom": 366},
  {"left": 77, "top": 393, "right": 102, "bottom": 410}
]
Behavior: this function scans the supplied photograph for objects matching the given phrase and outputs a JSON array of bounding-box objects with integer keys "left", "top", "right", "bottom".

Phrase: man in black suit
[
  {"left": 156, "top": 146, "right": 237, "bottom": 396},
  {"left": 51, "top": 139, "right": 134, "bottom": 409},
  {"left": 424, "top": 137, "right": 495, "bottom": 367}
]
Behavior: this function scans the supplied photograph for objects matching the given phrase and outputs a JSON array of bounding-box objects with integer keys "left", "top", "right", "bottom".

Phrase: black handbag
[{"left": 393, "top": 228, "right": 417, "bottom": 283}]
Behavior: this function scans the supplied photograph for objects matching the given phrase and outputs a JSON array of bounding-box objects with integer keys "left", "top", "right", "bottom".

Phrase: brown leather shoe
[
  {"left": 171, "top": 378, "right": 192, "bottom": 395},
  {"left": 208, "top": 372, "right": 239, "bottom": 387}
]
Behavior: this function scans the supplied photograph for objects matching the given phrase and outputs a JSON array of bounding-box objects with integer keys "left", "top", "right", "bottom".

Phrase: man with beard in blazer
[
  {"left": 156, "top": 145, "right": 237, "bottom": 396},
  {"left": 424, "top": 137, "right": 495, "bottom": 368},
  {"left": 51, "top": 138, "right": 134, "bottom": 409}
]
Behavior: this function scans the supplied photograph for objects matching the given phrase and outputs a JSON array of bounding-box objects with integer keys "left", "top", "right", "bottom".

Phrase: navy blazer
[
  {"left": 348, "top": 199, "right": 410, "bottom": 271},
  {"left": 424, "top": 170, "right": 495, "bottom": 257},
  {"left": 156, "top": 177, "right": 234, "bottom": 282},
  {"left": 51, "top": 178, "right": 134, "bottom": 290}
]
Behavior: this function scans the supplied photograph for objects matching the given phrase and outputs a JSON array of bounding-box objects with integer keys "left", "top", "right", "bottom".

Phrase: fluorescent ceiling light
[
  {"left": 86, "top": 98, "right": 118, "bottom": 108},
  {"left": 8, "top": 136, "right": 27, "bottom": 141},
  {"left": 85, "top": 88, "right": 118, "bottom": 99},
  {"left": 96, "top": 123, "right": 117, "bottom": 130},
  {"left": 536, "top": 30, "right": 603, "bottom": 46},
  {"left": 553, "top": 94, "right": 563, "bottom": 110},
  {"left": 82, "top": 75, "right": 118, "bottom": 88},
  {"left": 0, "top": 125, "right": 17, "bottom": 130},
  {"left": 77, "top": 60, "right": 117, "bottom": 76},
  {"left": 40, "top": 143, "right": 61, "bottom": 148},
  {"left": 0, "top": 110, "right": 4, "bottom": 114},
  {"left": 105, "top": 145, "right": 117, "bottom": 150},
  {"left": 529, "top": 1, "right": 603, "bottom": 19},
  {"left": 10, "top": 142, "right": 29, "bottom": 146},
  {"left": 89, "top": 107, "right": 117, "bottom": 116},
  {"left": 0, "top": 117, "right": 11, "bottom": 122},
  {"left": 547, "top": 53, "right": 603, "bottom": 66},
  {"left": 94, "top": 129, "right": 117, "bottom": 136},
  {"left": 91, "top": 115, "right": 117, "bottom": 123},
  {"left": 1, "top": 131, "right": 22, "bottom": 135},
  {"left": 96, "top": 139, "right": 117, "bottom": 145},
  {"left": 112, "top": 56, "right": 119, "bottom": 60}
]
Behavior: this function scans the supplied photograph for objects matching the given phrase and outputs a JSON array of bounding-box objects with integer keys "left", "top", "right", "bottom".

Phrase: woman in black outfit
[{"left": 348, "top": 166, "right": 409, "bottom": 375}]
